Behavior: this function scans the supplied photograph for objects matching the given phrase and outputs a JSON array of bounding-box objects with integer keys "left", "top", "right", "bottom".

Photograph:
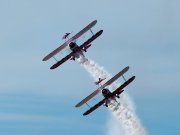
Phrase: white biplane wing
[
  {"left": 42, "top": 20, "right": 97, "bottom": 61},
  {"left": 75, "top": 66, "right": 129, "bottom": 107}
]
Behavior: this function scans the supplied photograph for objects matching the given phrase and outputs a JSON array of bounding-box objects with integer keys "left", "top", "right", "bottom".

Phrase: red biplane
[
  {"left": 75, "top": 66, "right": 135, "bottom": 116},
  {"left": 42, "top": 20, "right": 103, "bottom": 69}
]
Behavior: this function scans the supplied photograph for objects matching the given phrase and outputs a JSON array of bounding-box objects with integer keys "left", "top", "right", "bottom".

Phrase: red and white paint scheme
[
  {"left": 94, "top": 78, "right": 106, "bottom": 86},
  {"left": 62, "top": 32, "right": 71, "bottom": 40},
  {"left": 42, "top": 20, "right": 103, "bottom": 70},
  {"left": 75, "top": 66, "right": 136, "bottom": 116}
]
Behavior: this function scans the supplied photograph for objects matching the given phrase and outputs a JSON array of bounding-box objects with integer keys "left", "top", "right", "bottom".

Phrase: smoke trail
[{"left": 78, "top": 57, "right": 147, "bottom": 135}]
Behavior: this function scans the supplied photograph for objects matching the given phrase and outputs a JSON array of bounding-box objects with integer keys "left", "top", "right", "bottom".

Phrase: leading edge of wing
[
  {"left": 42, "top": 20, "right": 97, "bottom": 61},
  {"left": 111, "top": 76, "right": 135, "bottom": 96}
]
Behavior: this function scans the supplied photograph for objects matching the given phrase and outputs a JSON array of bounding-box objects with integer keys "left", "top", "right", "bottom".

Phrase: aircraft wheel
[{"left": 116, "top": 94, "right": 120, "bottom": 98}]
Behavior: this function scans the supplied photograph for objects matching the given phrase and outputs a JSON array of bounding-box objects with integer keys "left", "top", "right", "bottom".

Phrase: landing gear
[
  {"left": 82, "top": 48, "right": 87, "bottom": 52},
  {"left": 116, "top": 94, "right": 120, "bottom": 98},
  {"left": 70, "top": 57, "right": 75, "bottom": 61},
  {"left": 104, "top": 103, "right": 108, "bottom": 107}
]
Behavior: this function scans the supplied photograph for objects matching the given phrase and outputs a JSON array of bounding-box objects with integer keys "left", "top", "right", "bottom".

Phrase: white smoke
[{"left": 78, "top": 57, "right": 147, "bottom": 135}]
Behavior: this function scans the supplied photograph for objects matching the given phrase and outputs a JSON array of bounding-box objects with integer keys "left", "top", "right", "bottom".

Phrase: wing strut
[
  {"left": 53, "top": 56, "right": 58, "bottom": 62},
  {"left": 90, "top": 29, "right": 94, "bottom": 35},
  {"left": 122, "top": 75, "right": 126, "bottom": 81},
  {"left": 85, "top": 103, "right": 91, "bottom": 108}
]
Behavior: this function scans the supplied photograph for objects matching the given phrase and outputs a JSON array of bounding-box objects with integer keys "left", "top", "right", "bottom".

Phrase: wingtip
[
  {"left": 92, "top": 20, "right": 97, "bottom": 25},
  {"left": 126, "top": 66, "right": 130, "bottom": 70},
  {"left": 42, "top": 57, "right": 48, "bottom": 61},
  {"left": 75, "top": 104, "right": 80, "bottom": 108},
  {"left": 131, "top": 76, "right": 136, "bottom": 81}
]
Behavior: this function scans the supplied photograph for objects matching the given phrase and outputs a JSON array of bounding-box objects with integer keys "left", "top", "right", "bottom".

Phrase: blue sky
[{"left": 0, "top": 0, "right": 180, "bottom": 135}]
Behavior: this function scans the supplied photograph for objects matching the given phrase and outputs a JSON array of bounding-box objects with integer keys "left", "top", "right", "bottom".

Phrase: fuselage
[
  {"left": 101, "top": 88, "right": 114, "bottom": 106},
  {"left": 101, "top": 88, "right": 112, "bottom": 98},
  {"left": 69, "top": 42, "right": 84, "bottom": 59}
]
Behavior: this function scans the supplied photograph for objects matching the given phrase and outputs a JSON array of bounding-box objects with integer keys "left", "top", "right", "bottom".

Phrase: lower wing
[
  {"left": 112, "top": 76, "right": 136, "bottom": 96},
  {"left": 50, "top": 52, "right": 73, "bottom": 69},
  {"left": 79, "top": 30, "right": 103, "bottom": 50},
  {"left": 83, "top": 99, "right": 105, "bottom": 116}
]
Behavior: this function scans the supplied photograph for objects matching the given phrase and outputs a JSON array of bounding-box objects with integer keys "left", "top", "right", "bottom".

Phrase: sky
[{"left": 0, "top": 0, "right": 180, "bottom": 135}]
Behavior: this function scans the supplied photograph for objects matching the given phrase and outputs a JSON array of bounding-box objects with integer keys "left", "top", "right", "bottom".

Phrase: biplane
[
  {"left": 42, "top": 20, "right": 103, "bottom": 69},
  {"left": 75, "top": 66, "right": 136, "bottom": 116}
]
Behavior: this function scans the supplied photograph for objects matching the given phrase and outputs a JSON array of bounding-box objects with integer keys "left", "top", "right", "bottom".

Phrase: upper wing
[
  {"left": 75, "top": 66, "right": 129, "bottom": 107},
  {"left": 72, "top": 20, "right": 97, "bottom": 40},
  {"left": 97, "top": 66, "right": 130, "bottom": 91},
  {"left": 75, "top": 90, "right": 99, "bottom": 107},
  {"left": 42, "top": 20, "right": 97, "bottom": 61},
  {"left": 83, "top": 98, "right": 105, "bottom": 116},
  {"left": 50, "top": 52, "right": 73, "bottom": 69}
]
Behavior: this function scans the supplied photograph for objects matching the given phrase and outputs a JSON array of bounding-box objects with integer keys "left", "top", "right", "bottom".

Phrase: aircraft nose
[
  {"left": 102, "top": 89, "right": 107, "bottom": 94},
  {"left": 69, "top": 42, "right": 75, "bottom": 48}
]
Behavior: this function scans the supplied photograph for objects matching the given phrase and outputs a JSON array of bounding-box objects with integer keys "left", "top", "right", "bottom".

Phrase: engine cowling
[
  {"left": 101, "top": 88, "right": 111, "bottom": 97},
  {"left": 69, "top": 42, "right": 77, "bottom": 50}
]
